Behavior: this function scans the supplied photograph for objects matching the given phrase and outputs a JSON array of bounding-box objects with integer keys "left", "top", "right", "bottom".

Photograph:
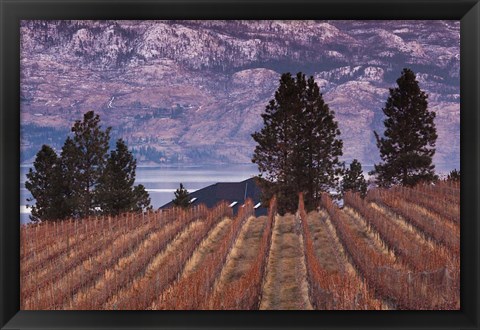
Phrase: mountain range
[{"left": 20, "top": 20, "right": 460, "bottom": 171}]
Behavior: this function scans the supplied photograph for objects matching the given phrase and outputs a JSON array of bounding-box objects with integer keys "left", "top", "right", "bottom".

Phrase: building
[{"left": 160, "top": 177, "right": 268, "bottom": 217}]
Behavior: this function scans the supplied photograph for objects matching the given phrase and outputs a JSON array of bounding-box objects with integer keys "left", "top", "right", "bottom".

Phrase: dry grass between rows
[
  {"left": 370, "top": 202, "right": 437, "bottom": 250},
  {"left": 306, "top": 211, "right": 346, "bottom": 273},
  {"left": 308, "top": 210, "right": 389, "bottom": 310},
  {"left": 65, "top": 220, "right": 180, "bottom": 309},
  {"left": 343, "top": 207, "right": 398, "bottom": 262},
  {"left": 342, "top": 207, "right": 398, "bottom": 265},
  {"left": 104, "top": 220, "right": 204, "bottom": 309},
  {"left": 181, "top": 217, "right": 233, "bottom": 277},
  {"left": 260, "top": 214, "right": 312, "bottom": 310},
  {"left": 213, "top": 216, "right": 268, "bottom": 291}
]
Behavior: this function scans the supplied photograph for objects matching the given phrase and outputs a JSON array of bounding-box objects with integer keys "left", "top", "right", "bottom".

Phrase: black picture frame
[{"left": 1, "top": 0, "right": 479, "bottom": 329}]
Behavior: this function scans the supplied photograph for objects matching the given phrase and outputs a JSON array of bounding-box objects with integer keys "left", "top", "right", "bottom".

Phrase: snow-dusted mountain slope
[{"left": 20, "top": 20, "right": 460, "bottom": 169}]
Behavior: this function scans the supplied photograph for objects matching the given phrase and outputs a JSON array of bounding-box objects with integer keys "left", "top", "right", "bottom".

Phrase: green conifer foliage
[
  {"left": 342, "top": 159, "right": 368, "bottom": 198},
  {"left": 25, "top": 145, "right": 64, "bottom": 222},
  {"left": 252, "top": 72, "right": 343, "bottom": 214},
  {"left": 96, "top": 139, "right": 151, "bottom": 215},
  {"left": 172, "top": 183, "right": 190, "bottom": 209},
  {"left": 25, "top": 111, "right": 151, "bottom": 221},
  {"left": 70, "top": 111, "right": 111, "bottom": 217},
  {"left": 372, "top": 68, "right": 438, "bottom": 187},
  {"left": 447, "top": 169, "right": 460, "bottom": 182}
]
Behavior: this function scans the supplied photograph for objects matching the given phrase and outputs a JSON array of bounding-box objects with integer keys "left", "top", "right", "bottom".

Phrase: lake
[
  {"left": 19, "top": 161, "right": 458, "bottom": 224},
  {"left": 20, "top": 164, "right": 259, "bottom": 224}
]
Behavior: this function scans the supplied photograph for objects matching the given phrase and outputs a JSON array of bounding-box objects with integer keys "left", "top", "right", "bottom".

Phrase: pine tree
[
  {"left": 96, "top": 139, "right": 151, "bottom": 215},
  {"left": 26, "top": 111, "right": 151, "bottom": 221},
  {"left": 300, "top": 75, "right": 343, "bottom": 209},
  {"left": 252, "top": 72, "right": 343, "bottom": 214},
  {"left": 69, "top": 111, "right": 111, "bottom": 217},
  {"left": 172, "top": 183, "right": 190, "bottom": 208},
  {"left": 59, "top": 137, "right": 82, "bottom": 218},
  {"left": 342, "top": 159, "right": 368, "bottom": 198},
  {"left": 252, "top": 73, "right": 302, "bottom": 214},
  {"left": 447, "top": 169, "right": 460, "bottom": 182},
  {"left": 371, "top": 68, "right": 438, "bottom": 187},
  {"left": 132, "top": 184, "right": 151, "bottom": 212},
  {"left": 25, "top": 145, "right": 65, "bottom": 222}
]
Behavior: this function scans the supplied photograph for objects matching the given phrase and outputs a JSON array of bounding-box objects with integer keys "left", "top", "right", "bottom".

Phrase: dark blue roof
[{"left": 161, "top": 177, "right": 268, "bottom": 217}]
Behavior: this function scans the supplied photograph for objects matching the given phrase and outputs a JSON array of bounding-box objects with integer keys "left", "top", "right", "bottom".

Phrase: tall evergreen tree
[
  {"left": 25, "top": 145, "right": 65, "bottom": 222},
  {"left": 60, "top": 136, "right": 82, "bottom": 218},
  {"left": 252, "top": 73, "right": 301, "bottom": 214},
  {"left": 96, "top": 139, "right": 151, "bottom": 215},
  {"left": 300, "top": 75, "right": 344, "bottom": 209},
  {"left": 172, "top": 183, "right": 190, "bottom": 208},
  {"left": 342, "top": 159, "right": 368, "bottom": 198},
  {"left": 69, "top": 111, "right": 111, "bottom": 217},
  {"left": 252, "top": 72, "right": 343, "bottom": 214},
  {"left": 371, "top": 68, "right": 438, "bottom": 187},
  {"left": 26, "top": 111, "right": 151, "bottom": 221},
  {"left": 132, "top": 184, "right": 152, "bottom": 212}
]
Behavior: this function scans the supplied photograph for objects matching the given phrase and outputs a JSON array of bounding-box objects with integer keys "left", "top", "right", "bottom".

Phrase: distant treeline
[{"left": 21, "top": 124, "right": 69, "bottom": 162}]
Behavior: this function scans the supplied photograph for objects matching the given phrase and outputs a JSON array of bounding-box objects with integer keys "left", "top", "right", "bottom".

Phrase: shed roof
[{"left": 160, "top": 177, "right": 268, "bottom": 217}]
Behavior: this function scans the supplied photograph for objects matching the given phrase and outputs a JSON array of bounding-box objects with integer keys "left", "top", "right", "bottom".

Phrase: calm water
[
  {"left": 20, "top": 164, "right": 259, "bottom": 224},
  {"left": 19, "top": 162, "right": 458, "bottom": 224}
]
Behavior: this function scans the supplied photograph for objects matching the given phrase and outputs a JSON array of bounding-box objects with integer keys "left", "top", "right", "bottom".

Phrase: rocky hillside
[{"left": 20, "top": 20, "right": 460, "bottom": 169}]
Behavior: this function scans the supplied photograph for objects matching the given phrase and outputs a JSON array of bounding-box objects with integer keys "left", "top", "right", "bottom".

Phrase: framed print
[{"left": 1, "top": 0, "right": 479, "bottom": 329}]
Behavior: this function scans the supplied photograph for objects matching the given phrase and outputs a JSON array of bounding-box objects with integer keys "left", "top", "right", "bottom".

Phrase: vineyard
[{"left": 20, "top": 181, "right": 460, "bottom": 310}]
